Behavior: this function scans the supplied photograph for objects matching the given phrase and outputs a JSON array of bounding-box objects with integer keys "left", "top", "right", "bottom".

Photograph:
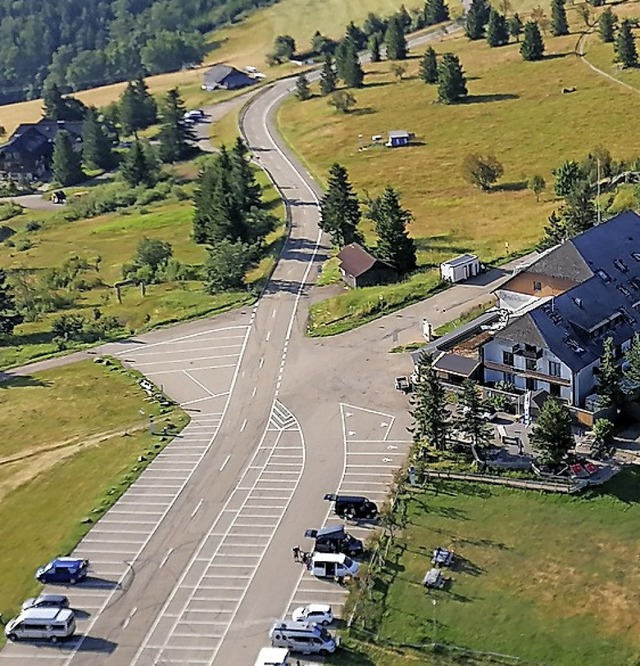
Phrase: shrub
[
  {"left": 0, "top": 201, "right": 23, "bottom": 221},
  {"left": 24, "top": 220, "right": 42, "bottom": 232},
  {"left": 15, "top": 239, "right": 33, "bottom": 251},
  {"left": 172, "top": 185, "right": 189, "bottom": 200}
]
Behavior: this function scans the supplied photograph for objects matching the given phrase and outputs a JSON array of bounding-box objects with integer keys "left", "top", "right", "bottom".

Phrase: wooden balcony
[{"left": 484, "top": 360, "right": 571, "bottom": 386}]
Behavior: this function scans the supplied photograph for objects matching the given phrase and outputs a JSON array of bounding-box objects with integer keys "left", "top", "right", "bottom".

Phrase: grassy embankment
[
  {"left": 0, "top": 359, "right": 188, "bottom": 632},
  {"left": 0, "top": 162, "right": 285, "bottom": 369},
  {"left": 278, "top": 8, "right": 640, "bottom": 336},
  {"left": 338, "top": 471, "right": 640, "bottom": 665}
]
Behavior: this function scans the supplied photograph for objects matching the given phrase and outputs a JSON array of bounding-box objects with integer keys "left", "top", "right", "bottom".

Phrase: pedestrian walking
[{"left": 292, "top": 545, "right": 301, "bottom": 562}]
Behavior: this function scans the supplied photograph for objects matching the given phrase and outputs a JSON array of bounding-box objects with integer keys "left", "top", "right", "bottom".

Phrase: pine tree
[
  {"left": 341, "top": 39, "right": 365, "bottom": 88},
  {"left": 553, "top": 159, "right": 585, "bottom": 197},
  {"left": 614, "top": 19, "right": 638, "bottom": 68},
  {"left": 551, "top": 0, "right": 569, "bottom": 36},
  {"left": 599, "top": 8, "right": 617, "bottom": 43},
  {"left": 597, "top": 337, "right": 624, "bottom": 408},
  {"left": 345, "top": 21, "right": 368, "bottom": 49},
  {"left": 334, "top": 39, "right": 349, "bottom": 81},
  {"left": 121, "top": 139, "right": 156, "bottom": 187},
  {"left": 0, "top": 268, "right": 22, "bottom": 336},
  {"left": 465, "top": 0, "right": 490, "bottom": 40},
  {"left": 520, "top": 21, "right": 545, "bottom": 61},
  {"left": 368, "top": 186, "right": 416, "bottom": 273},
  {"left": 487, "top": 9, "right": 510, "bottom": 47},
  {"left": 119, "top": 79, "right": 157, "bottom": 136},
  {"left": 624, "top": 332, "right": 640, "bottom": 383},
  {"left": 230, "top": 137, "right": 262, "bottom": 216},
  {"left": 437, "top": 52, "right": 468, "bottom": 103},
  {"left": 509, "top": 13, "right": 524, "bottom": 41},
  {"left": 319, "top": 55, "right": 337, "bottom": 95},
  {"left": 295, "top": 74, "right": 312, "bottom": 100},
  {"left": 319, "top": 163, "right": 362, "bottom": 247},
  {"left": 133, "top": 78, "right": 158, "bottom": 127},
  {"left": 409, "top": 353, "right": 450, "bottom": 451},
  {"left": 537, "top": 210, "right": 567, "bottom": 250},
  {"left": 420, "top": 47, "right": 438, "bottom": 83},
  {"left": 369, "top": 34, "right": 382, "bottom": 62},
  {"left": 157, "top": 88, "right": 196, "bottom": 163},
  {"left": 560, "top": 185, "right": 597, "bottom": 235},
  {"left": 456, "top": 379, "right": 493, "bottom": 449},
  {"left": 52, "top": 130, "right": 84, "bottom": 186},
  {"left": 82, "top": 107, "right": 115, "bottom": 170},
  {"left": 424, "top": 0, "right": 450, "bottom": 25},
  {"left": 43, "top": 83, "right": 67, "bottom": 120},
  {"left": 530, "top": 398, "right": 574, "bottom": 465},
  {"left": 385, "top": 16, "right": 408, "bottom": 59}
]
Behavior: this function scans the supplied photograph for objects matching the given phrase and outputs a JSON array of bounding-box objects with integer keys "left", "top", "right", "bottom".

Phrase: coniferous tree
[
  {"left": 615, "top": 19, "right": 638, "bottom": 68},
  {"left": 385, "top": 16, "right": 408, "bottom": 59},
  {"left": 319, "top": 163, "right": 362, "bottom": 247},
  {"left": 345, "top": 21, "right": 367, "bottom": 49},
  {"left": 551, "top": 0, "right": 569, "bottom": 36},
  {"left": 509, "top": 13, "right": 524, "bottom": 41},
  {"left": 295, "top": 74, "right": 312, "bottom": 100},
  {"left": 409, "top": 353, "right": 450, "bottom": 451},
  {"left": 341, "top": 39, "right": 365, "bottom": 88},
  {"left": 320, "top": 55, "right": 337, "bottom": 95},
  {"left": 369, "top": 34, "right": 382, "bottom": 62},
  {"left": 624, "top": 332, "right": 640, "bottom": 383},
  {"left": 133, "top": 78, "right": 158, "bottom": 127},
  {"left": 530, "top": 398, "right": 574, "bottom": 465},
  {"left": 560, "top": 185, "right": 598, "bottom": 234},
  {"left": 230, "top": 137, "right": 261, "bottom": 215},
  {"left": 52, "top": 130, "right": 84, "bottom": 186},
  {"left": 465, "top": 0, "right": 491, "bottom": 40},
  {"left": 537, "top": 210, "right": 567, "bottom": 250},
  {"left": 520, "top": 21, "right": 545, "bottom": 60},
  {"left": 437, "top": 52, "right": 468, "bottom": 103},
  {"left": 334, "top": 39, "right": 349, "bottom": 81},
  {"left": 42, "top": 82, "right": 87, "bottom": 121},
  {"left": 368, "top": 186, "right": 416, "bottom": 273},
  {"left": 599, "top": 8, "right": 617, "bottom": 43},
  {"left": 424, "top": 0, "right": 450, "bottom": 25},
  {"left": 119, "top": 79, "right": 157, "bottom": 136},
  {"left": 420, "top": 47, "right": 438, "bottom": 83},
  {"left": 456, "top": 380, "right": 493, "bottom": 449},
  {"left": 553, "top": 159, "right": 585, "bottom": 197},
  {"left": 157, "top": 88, "right": 195, "bottom": 163},
  {"left": 487, "top": 10, "right": 510, "bottom": 46},
  {"left": 0, "top": 268, "right": 22, "bottom": 337},
  {"left": 121, "top": 139, "right": 156, "bottom": 187},
  {"left": 82, "top": 107, "right": 115, "bottom": 170},
  {"left": 597, "top": 337, "right": 624, "bottom": 408}
]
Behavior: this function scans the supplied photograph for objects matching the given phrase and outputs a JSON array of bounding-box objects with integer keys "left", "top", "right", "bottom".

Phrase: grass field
[
  {"left": 360, "top": 473, "right": 640, "bottom": 665},
  {"left": 0, "top": 165, "right": 285, "bottom": 369},
  {"left": 0, "top": 359, "right": 188, "bottom": 630}
]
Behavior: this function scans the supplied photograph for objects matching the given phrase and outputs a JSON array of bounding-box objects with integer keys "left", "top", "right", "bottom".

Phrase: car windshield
[
  {"left": 42, "top": 562, "right": 54, "bottom": 572},
  {"left": 343, "top": 556, "right": 354, "bottom": 567},
  {"left": 319, "top": 627, "right": 332, "bottom": 641}
]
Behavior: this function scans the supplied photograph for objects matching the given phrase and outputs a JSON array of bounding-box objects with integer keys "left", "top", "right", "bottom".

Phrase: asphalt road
[{"left": 0, "top": 21, "right": 536, "bottom": 666}]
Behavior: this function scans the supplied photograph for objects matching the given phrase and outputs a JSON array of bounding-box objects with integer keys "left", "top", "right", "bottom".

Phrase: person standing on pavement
[{"left": 292, "top": 546, "right": 301, "bottom": 562}]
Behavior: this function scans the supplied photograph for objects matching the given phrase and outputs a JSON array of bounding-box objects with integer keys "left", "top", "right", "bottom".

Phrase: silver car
[{"left": 22, "top": 594, "right": 70, "bottom": 611}]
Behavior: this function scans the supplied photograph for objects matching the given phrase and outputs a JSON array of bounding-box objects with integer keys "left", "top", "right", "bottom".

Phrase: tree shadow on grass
[
  {"left": 453, "top": 555, "right": 485, "bottom": 577},
  {"left": 462, "top": 93, "right": 519, "bottom": 104},
  {"left": 0, "top": 373, "right": 52, "bottom": 388},
  {"left": 545, "top": 51, "right": 573, "bottom": 60},
  {"left": 493, "top": 180, "right": 528, "bottom": 192},
  {"left": 351, "top": 107, "right": 376, "bottom": 116},
  {"left": 453, "top": 536, "right": 511, "bottom": 550},
  {"left": 587, "top": 466, "right": 640, "bottom": 504},
  {"left": 411, "top": 497, "right": 470, "bottom": 521}
]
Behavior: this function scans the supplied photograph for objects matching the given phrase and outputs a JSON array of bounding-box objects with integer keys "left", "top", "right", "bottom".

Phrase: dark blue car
[{"left": 35, "top": 558, "right": 89, "bottom": 585}]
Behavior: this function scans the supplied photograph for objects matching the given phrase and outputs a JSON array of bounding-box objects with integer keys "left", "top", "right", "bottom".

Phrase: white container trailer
[{"left": 440, "top": 253, "right": 480, "bottom": 283}]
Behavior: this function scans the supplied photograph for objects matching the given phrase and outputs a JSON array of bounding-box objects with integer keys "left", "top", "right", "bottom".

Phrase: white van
[
  {"left": 5, "top": 608, "right": 76, "bottom": 643},
  {"left": 269, "top": 620, "right": 337, "bottom": 655},
  {"left": 254, "top": 646, "right": 290, "bottom": 666},
  {"left": 311, "top": 552, "right": 360, "bottom": 580}
]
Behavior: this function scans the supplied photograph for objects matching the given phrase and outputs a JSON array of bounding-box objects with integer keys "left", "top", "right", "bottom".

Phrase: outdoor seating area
[{"left": 432, "top": 547, "right": 455, "bottom": 567}]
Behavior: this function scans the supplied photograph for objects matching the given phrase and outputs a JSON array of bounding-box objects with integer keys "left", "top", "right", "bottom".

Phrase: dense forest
[{"left": 0, "top": 0, "right": 276, "bottom": 104}]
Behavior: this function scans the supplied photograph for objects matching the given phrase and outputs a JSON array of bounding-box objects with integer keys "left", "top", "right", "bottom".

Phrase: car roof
[
  {"left": 305, "top": 604, "right": 332, "bottom": 613},
  {"left": 53, "top": 557, "right": 84, "bottom": 566},
  {"left": 20, "top": 608, "right": 73, "bottom": 621},
  {"left": 316, "top": 524, "right": 346, "bottom": 538},
  {"left": 312, "top": 552, "right": 347, "bottom": 563},
  {"left": 334, "top": 495, "right": 369, "bottom": 503},
  {"left": 35, "top": 594, "right": 68, "bottom": 602}
]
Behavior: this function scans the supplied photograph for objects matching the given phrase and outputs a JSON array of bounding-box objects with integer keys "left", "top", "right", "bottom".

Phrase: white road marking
[
  {"left": 266, "top": 331, "right": 271, "bottom": 342},
  {"left": 272, "top": 309, "right": 277, "bottom": 318},
  {"left": 160, "top": 548, "right": 174, "bottom": 569},
  {"left": 259, "top": 357, "right": 264, "bottom": 368},
  {"left": 123, "top": 606, "right": 138, "bottom": 629},
  {"left": 251, "top": 386, "right": 257, "bottom": 398},
  {"left": 220, "top": 454, "right": 231, "bottom": 471},
  {"left": 191, "top": 499, "right": 204, "bottom": 518},
  {"left": 240, "top": 418, "right": 247, "bottom": 433}
]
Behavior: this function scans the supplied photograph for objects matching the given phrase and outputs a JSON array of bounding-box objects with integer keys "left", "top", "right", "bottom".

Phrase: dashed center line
[
  {"left": 123, "top": 607, "right": 137, "bottom": 629},
  {"left": 191, "top": 499, "right": 204, "bottom": 518},
  {"left": 159, "top": 548, "right": 174, "bottom": 569},
  {"left": 220, "top": 454, "right": 231, "bottom": 472},
  {"left": 240, "top": 419, "right": 248, "bottom": 433}
]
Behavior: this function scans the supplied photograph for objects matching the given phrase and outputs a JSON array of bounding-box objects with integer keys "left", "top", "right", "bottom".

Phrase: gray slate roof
[
  {"left": 433, "top": 352, "right": 480, "bottom": 377},
  {"left": 443, "top": 253, "right": 478, "bottom": 268},
  {"left": 525, "top": 242, "right": 592, "bottom": 282}
]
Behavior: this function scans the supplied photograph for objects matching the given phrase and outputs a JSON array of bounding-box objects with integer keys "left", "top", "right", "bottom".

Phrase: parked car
[
  {"left": 310, "top": 553, "right": 359, "bottom": 581},
  {"left": 323, "top": 494, "right": 378, "bottom": 520},
  {"left": 431, "top": 547, "right": 455, "bottom": 567},
  {"left": 35, "top": 558, "right": 89, "bottom": 585},
  {"left": 22, "top": 594, "right": 70, "bottom": 611},
  {"left": 423, "top": 567, "right": 447, "bottom": 589},
  {"left": 5, "top": 608, "right": 75, "bottom": 643},
  {"left": 291, "top": 604, "right": 334, "bottom": 625},
  {"left": 304, "top": 524, "right": 364, "bottom": 557}
]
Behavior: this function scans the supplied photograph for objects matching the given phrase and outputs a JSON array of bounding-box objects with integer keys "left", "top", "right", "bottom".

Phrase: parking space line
[
  {"left": 149, "top": 364, "right": 236, "bottom": 375},
  {"left": 134, "top": 353, "right": 240, "bottom": 367}
]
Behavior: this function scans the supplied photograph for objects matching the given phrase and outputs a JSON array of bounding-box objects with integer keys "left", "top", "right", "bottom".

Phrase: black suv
[
  {"left": 305, "top": 524, "right": 364, "bottom": 557},
  {"left": 324, "top": 494, "right": 379, "bottom": 520}
]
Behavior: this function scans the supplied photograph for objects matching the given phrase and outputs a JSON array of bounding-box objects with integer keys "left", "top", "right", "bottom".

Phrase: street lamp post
[{"left": 432, "top": 599, "right": 437, "bottom": 645}]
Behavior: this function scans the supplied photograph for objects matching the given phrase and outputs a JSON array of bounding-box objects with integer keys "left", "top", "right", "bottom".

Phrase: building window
[
  {"left": 525, "top": 359, "right": 537, "bottom": 371},
  {"left": 526, "top": 377, "right": 537, "bottom": 391},
  {"left": 548, "top": 361, "right": 561, "bottom": 377},
  {"left": 549, "top": 383, "right": 561, "bottom": 397},
  {"left": 503, "top": 351, "right": 514, "bottom": 366},
  {"left": 503, "top": 372, "right": 515, "bottom": 385},
  {"left": 533, "top": 281, "right": 542, "bottom": 292}
]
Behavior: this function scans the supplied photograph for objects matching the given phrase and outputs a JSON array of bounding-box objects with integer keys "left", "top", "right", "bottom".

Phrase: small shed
[
  {"left": 337, "top": 243, "right": 398, "bottom": 288},
  {"left": 202, "top": 64, "right": 255, "bottom": 91},
  {"left": 386, "top": 130, "right": 410, "bottom": 148},
  {"left": 440, "top": 253, "right": 480, "bottom": 283},
  {"left": 432, "top": 351, "right": 481, "bottom": 383}
]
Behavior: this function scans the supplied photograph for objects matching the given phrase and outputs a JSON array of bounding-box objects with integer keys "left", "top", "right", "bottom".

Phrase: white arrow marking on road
[
  {"left": 123, "top": 607, "right": 137, "bottom": 629},
  {"left": 387, "top": 445, "right": 398, "bottom": 450},
  {"left": 220, "top": 454, "right": 231, "bottom": 471},
  {"left": 346, "top": 412, "right": 352, "bottom": 417},
  {"left": 380, "top": 422, "right": 389, "bottom": 428},
  {"left": 191, "top": 498, "right": 204, "bottom": 518},
  {"left": 349, "top": 431, "right": 356, "bottom": 437},
  {"left": 382, "top": 458, "right": 393, "bottom": 463},
  {"left": 159, "top": 548, "right": 174, "bottom": 569},
  {"left": 240, "top": 419, "right": 247, "bottom": 433}
]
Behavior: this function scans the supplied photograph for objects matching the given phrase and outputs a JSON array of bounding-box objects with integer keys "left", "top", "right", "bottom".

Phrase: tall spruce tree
[
  {"left": 295, "top": 74, "right": 312, "bottom": 100},
  {"left": 369, "top": 34, "right": 382, "bottom": 62},
  {"left": 624, "top": 332, "right": 640, "bottom": 383},
  {"left": 424, "top": 0, "right": 450, "bottom": 25},
  {"left": 82, "top": 107, "right": 115, "bottom": 170},
  {"left": 509, "top": 13, "right": 524, "bottom": 41},
  {"left": 345, "top": 21, "right": 368, "bottom": 49},
  {"left": 320, "top": 55, "right": 337, "bottom": 95},
  {"left": 599, "top": 8, "right": 616, "bottom": 43},
  {"left": 597, "top": 337, "right": 624, "bottom": 408},
  {"left": 465, "top": 0, "right": 490, "bottom": 40},
  {"left": 52, "top": 130, "right": 84, "bottom": 186},
  {"left": 368, "top": 186, "right": 416, "bottom": 273},
  {"left": 121, "top": 139, "right": 156, "bottom": 187},
  {"left": 341, "top": 39, "right": 365, "bottom": 88},
  {"left": 456, "top": 379, "right": 493, "bottom": 449},
  {"left": 420, "top": 47, "right": 439, "bottom": 83},
  {"left": 537, "top": 210, "right": 567, "bottom": 250},
  {"left": 520, "top": 21, "right": 545, "bottom": 60},
  {"left": 487, "top": 9, "right": 510, "bottom": 46},
  {"left": 437, "top": 52, "right": 468, "bottom": 103},
  {"left": 157, "top": 88, "right": 195, "bottom": 163},
  {"left": 319, "top": 163, "right": 362, "bottom": 247},
  {"left": 409, "top": 353, "right": 450, "bottom": 451},
  {"left": 551, "top": 0, "right": 569, "bottom": 36},
  {"left": 119, "top": 79, "right": 157, "bottom": 136},
  {"left": 530, "top": 398, "right": 574, "bottom": 465},
  {"left": 43, "top": 83, "right": 67, "bottom": 120},
  {"left": 615, "top": 19, "right": 638, "bottom": 67},
  {"left": 230, "top": 137, "right": 261, "bottom": 216},
  {"left": 0, "top": 268, "right": 22, "bottom": 336},
  {"left": 385, "top": 16, "right": 408, "bottom": 59}
]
